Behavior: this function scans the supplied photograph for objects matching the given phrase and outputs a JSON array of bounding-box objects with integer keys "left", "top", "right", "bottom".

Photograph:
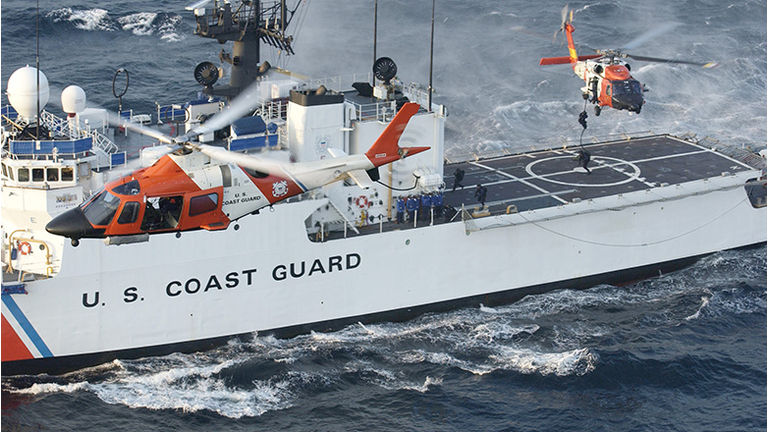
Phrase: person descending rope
[
  {"left": 578, "top": 110, "right": 588, "bottom": 130},
  {"left": 575, "top": 104, "right": 591, "bottom": 174},
  {"left": 577, "top": 149, "right": 591, "bottom": 174}
]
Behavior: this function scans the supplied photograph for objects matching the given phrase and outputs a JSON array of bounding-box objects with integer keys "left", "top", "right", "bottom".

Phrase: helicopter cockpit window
[
  {"left": 112, "top": 179, "right": 141, "bottom": 195},
  {"left": 612, "top": 80, "right": 642, "bottom": 95},
  {"left": 83, "top": 190, "right": 121, "bottom": 226},
  {"left": 141, "top": 196, "right": 183, "bottom": 231},
  {"left": 117, "top": 201, "right": 140, "bottom": 224}
]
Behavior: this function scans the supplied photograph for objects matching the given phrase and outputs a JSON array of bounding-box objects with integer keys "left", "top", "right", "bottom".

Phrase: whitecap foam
[
  {"left": 47, "top": 8, "right": 115, "bottom": 32},
  {"left": 11, "top": 381, "right": 88, "bottom": 395},
  {"left": 118, "top": 12, "right": 158, "bottom": 36},
  {"left": 89, "top": 375, "right": 294, "bottom": 418},
  {"left": 158, "top": 15, "right": 184, "bottom": 42},
  {"left": 490, "top": 346, "right": 599, "bottom": 376},
  {"left": 684, "top": 296, "right": 711, "bottom": 321}
]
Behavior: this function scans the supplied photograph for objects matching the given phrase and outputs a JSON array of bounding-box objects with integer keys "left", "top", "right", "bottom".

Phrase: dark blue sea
[{"left": 2, "top": 1, "right": 766, "bottom": 430}]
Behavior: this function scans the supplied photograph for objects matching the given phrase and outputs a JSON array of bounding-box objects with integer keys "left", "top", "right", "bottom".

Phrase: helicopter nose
[
  {"left": 614, "top": 94, "right": 644, "bottom": 113},
  {"left": 46, "top": 207, "right": 103, "bottom": 239}
]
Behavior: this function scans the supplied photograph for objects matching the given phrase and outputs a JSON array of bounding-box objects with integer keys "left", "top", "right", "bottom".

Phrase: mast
[{"left": 192, "top": 0, "right": 295, "bottom": 98}]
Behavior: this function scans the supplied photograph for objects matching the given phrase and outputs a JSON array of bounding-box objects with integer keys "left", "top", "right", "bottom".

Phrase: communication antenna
[
  {"left": 36, "top": 0, "right": 40, "bottom": 140},
  {"left": 427, "top": 0, "right": 435, "bottom": 112},
  {"left": 372, "top": 0, "right": 378, "bottom": 88}
]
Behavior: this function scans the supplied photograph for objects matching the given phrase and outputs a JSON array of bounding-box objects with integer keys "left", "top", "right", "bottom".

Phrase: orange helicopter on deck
[{"left": 540, "top": 5, "right": 719, "bottom": 116}]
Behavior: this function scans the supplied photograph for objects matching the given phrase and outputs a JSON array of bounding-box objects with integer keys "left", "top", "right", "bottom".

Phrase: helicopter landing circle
[{"left": 525, "top": 155, "right": 641, "bottom": 187}]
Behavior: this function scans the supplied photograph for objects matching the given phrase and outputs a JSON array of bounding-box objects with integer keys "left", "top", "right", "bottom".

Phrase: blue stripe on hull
[{"left": 2, "top": 294, "right": 53, "bottom": 358}]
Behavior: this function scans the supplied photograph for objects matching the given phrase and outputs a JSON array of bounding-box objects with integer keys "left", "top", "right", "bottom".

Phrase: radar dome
[
  {"left": 61, "top": 85, "right": 87, "bottom": 114},
  {"left": 6, "top": 66, "right": 50, "bottom": 122}
]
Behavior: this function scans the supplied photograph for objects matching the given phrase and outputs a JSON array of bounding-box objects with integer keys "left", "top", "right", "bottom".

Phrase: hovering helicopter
[
  {"left": 45, "top": 95, "right": 428, "bottom": 246},
  {"left": 539, "top": 5, "right": 719, "bottom": 116}
]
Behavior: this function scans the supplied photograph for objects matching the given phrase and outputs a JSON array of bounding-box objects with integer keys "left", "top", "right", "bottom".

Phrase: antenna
[
  {"left": 428, "top": 0, "right": 435, "bottom": 112},
  {"left": 372, "top": 0, "right": 378, "bottom": 88},
  {"left": 36, "top": 0, "right": 40, "bottom": 140}
]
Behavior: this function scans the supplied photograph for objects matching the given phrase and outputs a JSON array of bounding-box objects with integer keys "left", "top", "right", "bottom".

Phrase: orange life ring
[
  {"left": 356, "top": 195, "right": 368, "bottom": 209},
  {"left": 18, "top": 242, "right": 32, "bottom": 255}
]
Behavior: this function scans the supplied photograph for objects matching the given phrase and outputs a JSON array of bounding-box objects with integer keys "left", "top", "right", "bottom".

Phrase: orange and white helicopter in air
[
  {"left": 46, "top": 87, "right": 428, "bottom": 246},
  {"left": 539, "top": 5, "right": 718, "bottom": 116}
]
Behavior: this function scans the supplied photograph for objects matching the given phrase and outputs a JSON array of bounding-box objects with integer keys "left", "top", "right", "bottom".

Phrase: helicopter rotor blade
[
  {"left": 554, "top": 4, "right": 570, "bottom": 42},
  {"left": 176, "top": 79, "right": 264, "bottom": 143},
  {"left": 625, "top": 53, "right": 719, "bottom": 68},
  {"left": 620, "top": 22, "right": 678, "bottom": 51},
  {"left": 192, "top": 143, "right": 285, "bottom": 177},
  {"left": 106, "top": 112, "right": 176, "bottom": 145},
  {"left": 560, "top": 3, "right": 570, "bottom": 27}
]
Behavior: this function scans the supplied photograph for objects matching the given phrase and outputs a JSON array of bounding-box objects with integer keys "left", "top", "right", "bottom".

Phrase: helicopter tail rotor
[{"left": 553, "top": 4, "right": 572, "bottom": 43}]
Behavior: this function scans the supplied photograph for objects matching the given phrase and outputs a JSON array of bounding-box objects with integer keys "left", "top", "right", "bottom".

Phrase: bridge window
[
  {"left": 47, "top": 168, "right": 59, "bottom": 182},
  {"left": 8, "top": 166, "right": 14, "bottom": 181},
  {"left": 189, "top": 193, "right": 219, "bottom": 216},
  {"left": 62, "top": 167, "right": 74, "bottom": 181},
  {"left": 1, "top": 163, "right": 6, "bottom": 177},
  {"left": 17, "top": 168, "right": 28, "bottom": 182},
  {"left": 32, "top": 168, "right": 44, "bottom": 182}
]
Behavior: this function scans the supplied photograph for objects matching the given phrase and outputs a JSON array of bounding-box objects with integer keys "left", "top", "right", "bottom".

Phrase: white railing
[{"left": 40, "top": 110, "right": 119, "bottom": 155}]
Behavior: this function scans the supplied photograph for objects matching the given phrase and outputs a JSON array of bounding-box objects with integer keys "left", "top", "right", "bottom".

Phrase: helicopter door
[
  {"left": 141, "top": 195, "right": 184, "bottom": 232},
  {"left": 179, "top": 187, "right": 229, "bottom": 231}
]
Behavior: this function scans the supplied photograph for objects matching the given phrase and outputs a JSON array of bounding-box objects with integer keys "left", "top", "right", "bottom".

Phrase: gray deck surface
[{"left": 329, "top": 134, "right": 757, "bottom": 240}]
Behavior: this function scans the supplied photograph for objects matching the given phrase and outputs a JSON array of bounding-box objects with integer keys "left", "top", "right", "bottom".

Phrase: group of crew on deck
[{"left": 395, "top": 191, "right": 446, "bottom": 224}]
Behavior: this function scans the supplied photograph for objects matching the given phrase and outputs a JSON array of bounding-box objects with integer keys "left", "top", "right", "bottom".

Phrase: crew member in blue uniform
[
  {"left": 406, "top": 195, "right": 419, "bottom": 221},
  {"left": 421, "top": 193, "right": 432, "bottom": 220},
  {"left": 396, "top": 196, "right": 406, "bottom": 224},
  {"left": 433, "top": 191, "right": 444, "bottom": 218}
]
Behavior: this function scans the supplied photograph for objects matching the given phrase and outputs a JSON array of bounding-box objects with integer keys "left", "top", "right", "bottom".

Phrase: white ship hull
[{"left": 3, "top": 169, "right": 764, "bottom": 375}]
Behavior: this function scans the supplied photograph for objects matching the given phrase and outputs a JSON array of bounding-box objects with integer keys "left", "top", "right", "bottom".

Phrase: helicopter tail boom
[
  {"left": 365, "top": 102, "right": 430, "bottom": 167},
  {"left": 540, "top": 54, "right": 602, "bottom": 65}
]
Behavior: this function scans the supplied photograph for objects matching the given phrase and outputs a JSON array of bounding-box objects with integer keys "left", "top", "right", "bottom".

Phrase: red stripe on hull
[{"left": 1, "top": 314, "right": 33, "bottom": 362}]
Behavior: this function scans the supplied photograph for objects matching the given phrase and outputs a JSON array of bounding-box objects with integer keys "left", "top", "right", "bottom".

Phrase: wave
[
  {"left": 45, "top": 8, "right": 185, "bottom": 42},
  {"left": 46, "top": 8, "right": 114, "bottom": 32}
]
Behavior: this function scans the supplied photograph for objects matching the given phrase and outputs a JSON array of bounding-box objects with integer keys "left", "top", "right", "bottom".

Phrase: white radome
[
  {"left": 61, "top": 85, "right": 87, "bottom": 114},
  {"left": 6, "top": 65, "right": 50, "bottom": 122}
]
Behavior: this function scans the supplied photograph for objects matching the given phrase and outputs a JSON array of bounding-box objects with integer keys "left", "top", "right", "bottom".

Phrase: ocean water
[{"left": 1, "top": 0, "right": 766, "bottom": 430}]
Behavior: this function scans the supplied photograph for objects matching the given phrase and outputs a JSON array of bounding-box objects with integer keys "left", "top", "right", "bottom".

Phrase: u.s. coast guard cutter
[{"left": 2, "top": 1, "right": 766, "bottom": 375}]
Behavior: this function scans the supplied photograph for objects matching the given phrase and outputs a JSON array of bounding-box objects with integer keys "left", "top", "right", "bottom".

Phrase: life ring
[
  {"left": 18, "top": 242, "right": 32, "bottom": 255},
  {"left": 356, "top": 195, "right": 368, "bottom": 209}
]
